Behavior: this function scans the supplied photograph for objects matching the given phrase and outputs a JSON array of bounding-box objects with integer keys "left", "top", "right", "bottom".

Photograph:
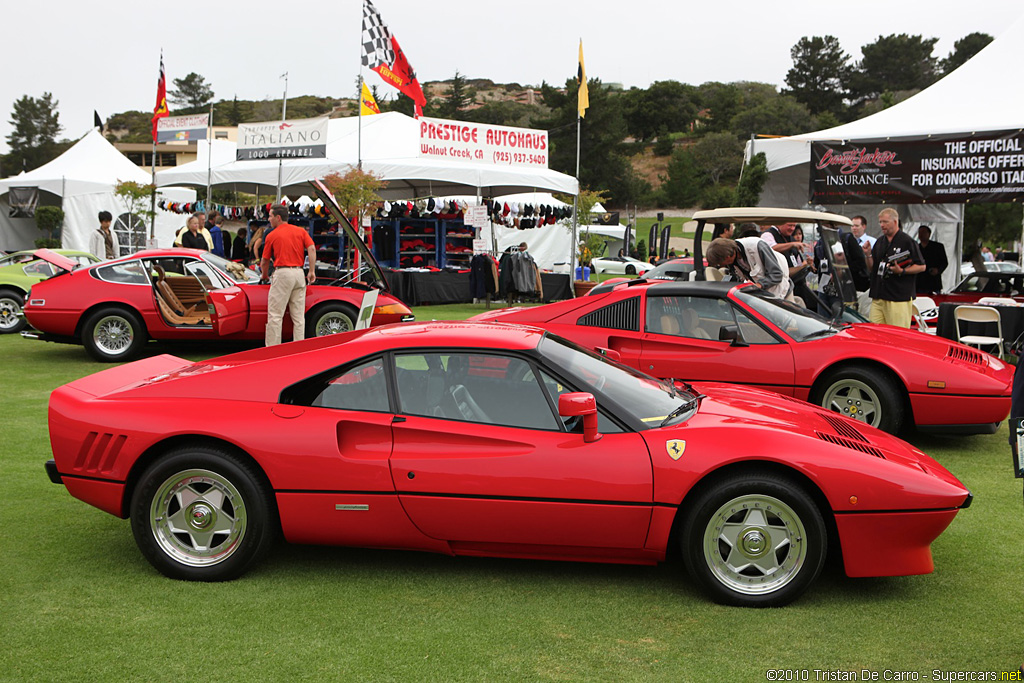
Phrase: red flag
[
  {"left": 361, "top": 1, "right": 427, "bottom": 117},
  {"left": 151, "top": 52, "right": 169, "bottom": 142}
]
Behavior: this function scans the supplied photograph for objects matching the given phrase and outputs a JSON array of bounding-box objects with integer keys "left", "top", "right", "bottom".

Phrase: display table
[
  {"left": 935, "top": 302, "right": 1024, "bottom": 350},
  {"left": 382, "top": 270, "right": 572, "bottom": 306}
]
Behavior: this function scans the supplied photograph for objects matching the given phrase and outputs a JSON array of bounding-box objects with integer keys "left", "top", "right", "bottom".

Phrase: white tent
[
  {"left": 156, "top": 112, "right": 578, "bottom": 199},
  {"left": 746, "top": 14, "right": 1024, "bottom": 289},
  {"left": 0, "top": 130, "right": 195, "bottom": 253}
]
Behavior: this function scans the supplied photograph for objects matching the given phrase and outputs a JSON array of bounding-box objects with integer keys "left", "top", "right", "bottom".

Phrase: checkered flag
[{"left": 362, "top": 0, "right": 394, "bottom": 69}]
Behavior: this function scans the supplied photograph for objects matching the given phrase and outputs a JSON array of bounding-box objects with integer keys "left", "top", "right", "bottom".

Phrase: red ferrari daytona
[{"left": 45, "top": 321, "right": 971, "bottom": 607}]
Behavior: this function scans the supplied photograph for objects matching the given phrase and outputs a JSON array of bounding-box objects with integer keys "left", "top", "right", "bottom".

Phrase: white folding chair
[
  {"left": 954, "top": 305, "right": 1003, "bottom": 356},
  {"left": 912, "top": 296, "right": 938, "bottom": 334},
  {"left": 977, "top": 297, "right": 1019, "bottom": 306}
]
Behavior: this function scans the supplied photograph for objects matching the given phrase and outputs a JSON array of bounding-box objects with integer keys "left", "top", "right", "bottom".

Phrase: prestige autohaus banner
[
  {"left": 237, "top": 117, "right": 329, "bottom": 161},
  {"left": 810, "top": 129, "right": 1024, "bottom": 204}
]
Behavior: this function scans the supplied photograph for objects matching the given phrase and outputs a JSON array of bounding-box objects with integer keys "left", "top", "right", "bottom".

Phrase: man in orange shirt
[{"left": 260, "top": 205, "right": 315, "bottom": 346}]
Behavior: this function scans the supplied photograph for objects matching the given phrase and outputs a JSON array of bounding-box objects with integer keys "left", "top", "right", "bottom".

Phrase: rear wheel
[
  {"left": 309, "top": 304, "right": 356, "bottom": 336},
  {"left": 130, "top": 446, "right": 276, "bottom": 581},
  {"left": 82, "top": 307, "right": 148, "bottom": 362},
  {"left": 681, "top": 473, "right": 826, "bottom": 607},
  {"left": 811, "top": 365, "right": 903, "bottom": 433},
  {"left": 0, "top": 290, "right": 26, "bottom": 334}
]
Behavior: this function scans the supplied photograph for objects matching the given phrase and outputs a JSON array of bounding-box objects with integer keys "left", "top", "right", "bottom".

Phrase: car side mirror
[
  {"left": 596, "top": 347, "right": 621, "bottom": 363},
  {"left": 558, "top": 392, "right": 602, "bottom": 443},
  {"left": 719, "top": 324, "right": 748, "bottom": 347}
]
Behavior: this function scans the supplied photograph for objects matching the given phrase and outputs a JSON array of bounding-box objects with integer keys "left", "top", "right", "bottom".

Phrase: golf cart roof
[{"left": 691, "top": 207, "right": 852, "bottom": 226}]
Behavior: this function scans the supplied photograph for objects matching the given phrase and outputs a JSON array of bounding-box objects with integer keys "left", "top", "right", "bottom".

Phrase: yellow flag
[
  {"left": 361, "top": 82, "right": 381, "bottom": 116},
  {"left": 577, "top": 40, "right": 589, "bottom": 118}
]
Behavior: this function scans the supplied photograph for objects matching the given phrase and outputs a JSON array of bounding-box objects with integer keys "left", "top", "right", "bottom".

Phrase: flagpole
[
  {"left": 150, "top": 137, "right": 157, "bottom": 241},
  {"left": 572, "top": 114, "right": 580, "bottom": 288},
  {"left": 358, "top": 73, "right": 364, "bottom": 171},
  {"left": 276, "top": 72, "right": 288, "bottom": 202},
  {"left": 206, "top": 103, "right": 213, "bottom": 209}
]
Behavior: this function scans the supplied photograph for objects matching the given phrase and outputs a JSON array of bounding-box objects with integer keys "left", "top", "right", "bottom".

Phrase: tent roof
[
  {"left": 0, "top": 129, "right": 150, "bottom": 197},
  {"left": 750, "top": 14, "right": 1024, "bottom": 172},
  {"left": 156, "top": 112, "right": 578, "bottom": 198}
]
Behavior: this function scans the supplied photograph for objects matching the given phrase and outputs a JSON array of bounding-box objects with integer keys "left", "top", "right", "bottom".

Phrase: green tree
[
  {"left": 730, "top": 95, "right": 813, "bottom": 138},
  {"left": 696, "top": 82, "right": 741, "bottom": 133},
  {"left": 34, "top": 205, "right": 64, "bottom": 248},
  {"left": 4, "top": 93, "right": 63, "bottom": 173},
  {"left": 534, "top": 77, "right": 638, "bottom": 204},
  {"left": 222, "top": 96, "right": 252, "bottom": 125},
  {"left": 964, "top": 203, "right": 1023, "bottom": 256},
  {"left": 661, "top": 147, "right": 703, "bottom": 208},
  {"left": 940, "top": 32, "right": 993, "bottom": 75},
  {"left": 735, "top": 152, "right": 768, "bottom": 207},
  {"left": 623, "top": 80, "right": 698, "bottom": 142},
  {"left": 691, "top": 133, "right": 743, "bottom": 185},
  {"left": 463, "top": 100, "right": 538, "bottom": 127},
  {"left": 437, "top": 71, "right": 475, "bottom": 119},
  {"left": 168, "top": 73, "right": 214, "bottom": 112},
  {"left": 846, "top": 34, "right": 938, "bottom": 105},
  {"left": 784, "top": 36, "right": 851, "bottom": 116},
  {"left": 104, "top": 110, "right": 152, "bottom": 143}
]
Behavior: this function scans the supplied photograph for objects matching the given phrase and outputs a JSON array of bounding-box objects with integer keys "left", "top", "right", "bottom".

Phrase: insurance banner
[
  {"left": 237, "top": 117, "right": 329, "bottom": 161},
  {"left": 809, "top": 129, "right": 1024, "bottom": 204},
  {"left": 418, "top": 117, "right": 548, "bottom": 168},
  {"left": 156, "top": 114, "right": 209, "bottom": 142}
]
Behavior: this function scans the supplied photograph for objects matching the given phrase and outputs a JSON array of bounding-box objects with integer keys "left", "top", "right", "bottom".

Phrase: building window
[{"left": 125, "top": 152, "right": 177, "bottom": 167}]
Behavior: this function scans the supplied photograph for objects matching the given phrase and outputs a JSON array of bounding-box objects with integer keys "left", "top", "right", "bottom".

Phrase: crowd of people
[{"left": 703, "top": 208, "right": 953, "bottom": 329}]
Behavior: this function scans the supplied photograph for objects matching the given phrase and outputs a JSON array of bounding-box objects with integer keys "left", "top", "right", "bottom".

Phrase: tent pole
[
  {"left": 206, "top": 103, "right": 213, "bottom": 209},
  {"left": 571, "top": 112, "right": 580, "bottom": 290},
  {"left": 149, "top": 138, "right": 157, "bottom": 239},
  {"left": 276, "top": 72, "right": 288, "bottom": 202}
]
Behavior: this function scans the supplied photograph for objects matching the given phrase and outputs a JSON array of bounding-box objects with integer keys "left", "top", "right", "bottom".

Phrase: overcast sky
[{"left": 2, "top": 0, "right": 1022, "bottom": 156}]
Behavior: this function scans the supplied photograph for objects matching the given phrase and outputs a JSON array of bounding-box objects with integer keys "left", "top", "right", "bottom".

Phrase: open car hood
[
  {"left": 31, "top": 248, "right": 81, "bottom": 273},
  {"left": 309, "top": 179, "right": 390, "bottom": 293}
]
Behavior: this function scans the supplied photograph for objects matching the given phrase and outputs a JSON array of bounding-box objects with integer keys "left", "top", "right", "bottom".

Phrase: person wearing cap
[{"left": 261, "top": 205, "right": 316, "bottom": 346}]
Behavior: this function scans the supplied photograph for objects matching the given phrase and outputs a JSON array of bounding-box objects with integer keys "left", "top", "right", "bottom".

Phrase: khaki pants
[
  {"left": 868, "top": 298, "right": 913, "bottom": 328},
  {"left": 265, "top": 267, "right": 306, "bottom": 346}
]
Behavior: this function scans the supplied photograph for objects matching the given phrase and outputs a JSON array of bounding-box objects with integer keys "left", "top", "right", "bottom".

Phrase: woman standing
[{"left": 180, "top": 215, "right": 208, "bottom": 251}]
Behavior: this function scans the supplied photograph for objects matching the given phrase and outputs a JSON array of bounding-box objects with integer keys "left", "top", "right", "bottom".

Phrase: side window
[
  {"left": 311, "top": 358, "right": 389, "bottom": 412},
  {"left": 94, "top": 260, "right": 149, "bottom": 284},
  {"left": 23, "top": 262, "right": 55, "bottom": 277},
  {"left": 646, "top": 295, "right": 778, "bottom": 345},
  {"left": 394, "top": 352, "right": 559, "bottom": 430},
  {"left": 537, "top": 369, "right": 624, "bottom": 434},
  {"left": 184, "top": 260, "right": 228, "bottom": 289}
]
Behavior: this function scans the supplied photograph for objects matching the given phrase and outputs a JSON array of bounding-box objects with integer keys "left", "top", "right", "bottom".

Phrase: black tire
[
  {"left": 308, "top": 303, "right": 356, "bottom": 337},
  {"left": 810, "top": 365, "right": 903, "bottom": 434},
  {"left": 625, "top": 264, "right": 636, "bottom": 275},
  {"left": 82, "top": 307, "right": 148, "bottom": 362},
  {"left": 681, "top": 473, "right": 826, "bottom": 607},
  {"left": 130, "top": 445, "right": 276, "bottom": 581},
  {"left": 0, "top": 290, "right": 26, "bottom": 334}
]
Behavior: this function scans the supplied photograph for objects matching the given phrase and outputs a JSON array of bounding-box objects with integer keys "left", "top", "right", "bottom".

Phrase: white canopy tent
[
  {"left": 0, "top": 130, "right": 194, "bottom": 253},
  {"left": 746, "top": 14, "right": 1024, "bottom": 290},
  {"left": 157, "top": 112, "right": 578, "bottom": 199}
]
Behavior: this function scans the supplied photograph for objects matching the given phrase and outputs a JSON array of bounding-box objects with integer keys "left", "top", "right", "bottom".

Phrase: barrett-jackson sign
[
  {"left": 237, "top": 117, "right": 328, "bottom": 161},
  {"left": 810, "top": 130, "right": 1024, "bottom": 204}
]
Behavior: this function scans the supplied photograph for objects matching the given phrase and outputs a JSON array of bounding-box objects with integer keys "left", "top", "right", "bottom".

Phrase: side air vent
[
  {"left": 816, "top": 431, "right": 885, "bottom": 458},
  {"left": 946, "top": 345, "right": 985, "bottom": 365},
  {"left": 578, "top": 297, "right": 640, "bottom": 331},
  {"left": 73, "top": 432, "right": 128, "bottom": 475},
  {"left": 820, "top": 413, "right": 869, "bottom": 443}
]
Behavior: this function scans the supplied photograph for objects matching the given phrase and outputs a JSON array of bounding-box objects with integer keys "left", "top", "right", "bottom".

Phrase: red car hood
[
  {"left": 688, "top": 380, "right": 967, "bottom": 492},
  {"left": 32, "top": 248, "right": 80, "bottom": 273}
]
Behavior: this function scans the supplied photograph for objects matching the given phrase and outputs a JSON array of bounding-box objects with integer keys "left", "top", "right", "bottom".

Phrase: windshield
[
  {"left": 539, "top": 334, "right": 698, "bottom": 428},
  {"left": 734, "top": 286, "right": 840, "bottom": 341},
  {"left": 201, "top": 252, "right": 260, "bottom": 284}
]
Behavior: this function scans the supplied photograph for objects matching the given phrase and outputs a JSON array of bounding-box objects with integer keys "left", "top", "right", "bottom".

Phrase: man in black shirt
[
  {"left": 915, "top": 225, "right": 948, "bottom": 294},
  {"left": 866, "top": 208, "right": 925, "bottom": 328}
]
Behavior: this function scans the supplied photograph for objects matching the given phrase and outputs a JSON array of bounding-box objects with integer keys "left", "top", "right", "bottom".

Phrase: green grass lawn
[{"left": 2, "top": 323, "right": 1023, "bottom": 680}]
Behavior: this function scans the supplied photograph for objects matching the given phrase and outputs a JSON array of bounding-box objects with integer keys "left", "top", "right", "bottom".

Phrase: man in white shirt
[{"left": 850, "top": 215, "right": 875, "bottom": 317}]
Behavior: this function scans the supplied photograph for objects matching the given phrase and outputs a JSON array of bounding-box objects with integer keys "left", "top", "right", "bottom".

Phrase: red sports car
[
  {"left": 22, "top": 248, "right": 414, "bottom": 361},
  {"left": 45, "top": 322, "right": 970, "bottom": 607},
  {"left": 472, "top": 280, "right": 1013, "bottom": 435}
]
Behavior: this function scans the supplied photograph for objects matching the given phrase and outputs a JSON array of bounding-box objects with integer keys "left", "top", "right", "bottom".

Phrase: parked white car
[
  {"left": 960, "top": 261, "right": 1022, "bottom": 277},
  {"left": 591, "top": 255, "right": 655, "bottom": 276}
]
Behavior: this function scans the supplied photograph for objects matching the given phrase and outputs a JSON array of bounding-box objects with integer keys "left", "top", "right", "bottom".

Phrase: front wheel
[
  {"left": 0, "top": 290, "right": 26, "bottom": 334},
  {"left": 811, "top": 365, "right": 903, "bottom": 434},
  {"left": 625, "top": 264, "right": 636, "bottom": 275},
  {"left": 309, "top": 304, "right": 356, "bottom": 337},
  {"left": 681, "top": 473, "right": 826, "bottom": 607},
  {"left": 130, "top": 446, "right": 276, "bottom": 581},
  {"left": 82, "top": 307, "right": 148, "bottom": 362}
]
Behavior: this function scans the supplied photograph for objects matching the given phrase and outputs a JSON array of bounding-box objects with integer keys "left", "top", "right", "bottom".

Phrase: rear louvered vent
[
  {"left": 820, "top": 413, "right": 869, "bottom": 442},
  {"left": 578, "top": 297, "right": 640, "bottom": 331},
  {"left": 816, "top": 431, "right": 885, "bottom": 458},
  {"left": 946, "top": 345, "right": 984, "bottom": 365},
  {"left": 73, "top": 431, "right": 127, "bottom": 475}
]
